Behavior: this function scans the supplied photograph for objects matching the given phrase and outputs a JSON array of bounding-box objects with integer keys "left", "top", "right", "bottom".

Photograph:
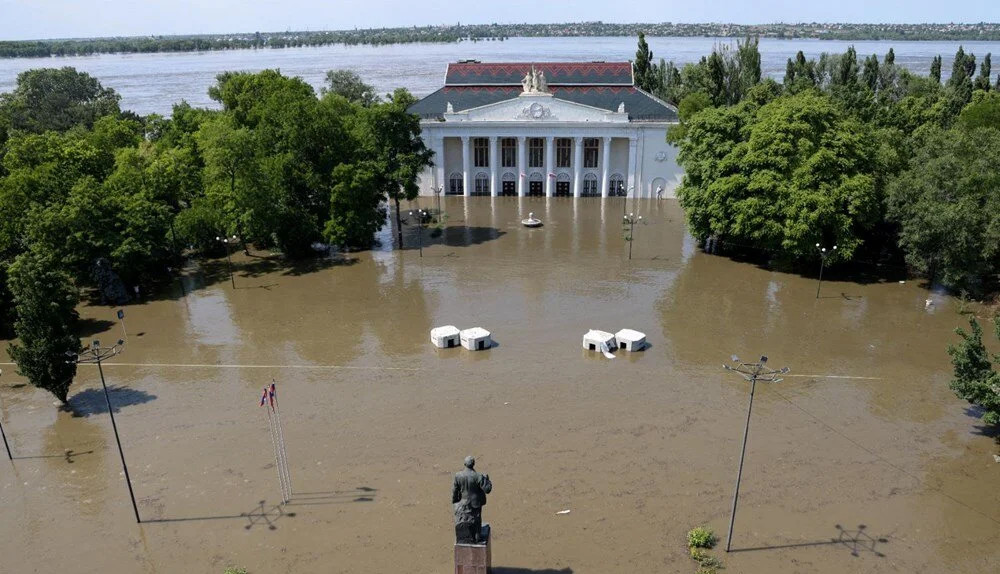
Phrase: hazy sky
[{"left": 1, "top": 0, "right": 999, "bottom": 41}]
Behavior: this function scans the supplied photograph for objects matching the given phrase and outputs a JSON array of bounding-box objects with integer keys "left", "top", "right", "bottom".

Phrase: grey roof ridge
[{"left": 632, "top": 86, "right": 679, "bottom": 115}]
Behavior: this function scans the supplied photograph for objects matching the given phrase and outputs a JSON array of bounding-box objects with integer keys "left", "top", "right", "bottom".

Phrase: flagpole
[
  {"left": 263, "top": 389, "right": 288, "bottom": 503},
  {"left": 271, "top": 381, "right": 292, "bottom": 498}
]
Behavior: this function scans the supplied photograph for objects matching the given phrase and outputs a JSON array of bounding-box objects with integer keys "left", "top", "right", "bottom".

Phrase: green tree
[
  {"left": 633, "top": 33, "right": 655, "bottom": 92},
  {"left": 974, "top": 53, "right": 992, "bottom": 92},
  {"left": 676, "top": 92, "right": 882, "bottom": 261},
  {"left": 360, "top": 89, "right": 433, "bottom": 249},
  {"left": 324, "top": 162, "right": 387, "bottom": 249},
  {"left": 885, "top": 125, "right": 1000, "bottom": 292},
  {"left": 947, "top": 317, "right": 1000, "bottom": 426},
  {"left": 930, "top": 55, "right": 943, "bottom": 84},
  {"left": 321, "top": 69, "right": 379, "bottom": 106},
  {"left": 6, "top": 249, "right": 79, "bottom": 404},
  {"left": 0, "top": 67, "right": 120, "bottom": 133}
]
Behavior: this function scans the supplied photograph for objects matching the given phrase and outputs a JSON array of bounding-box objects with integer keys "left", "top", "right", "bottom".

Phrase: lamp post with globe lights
[
  {"left": 816, "top": 243, "right": 837, "bottom": 298},
  {"left": 216, "top": 235, "right": 238, "bottom": 289}
]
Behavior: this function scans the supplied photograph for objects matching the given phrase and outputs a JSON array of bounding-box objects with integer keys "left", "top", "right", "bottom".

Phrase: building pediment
[{"left": 443, "top": 94, "right": 628, "bottom": 123}]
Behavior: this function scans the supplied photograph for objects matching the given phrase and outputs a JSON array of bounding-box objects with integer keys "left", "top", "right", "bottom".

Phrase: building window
[
  {"left": 528, "top": 138, "right": 544, "bottom": 168},
  {"left": 474, "top": 172, "right": 490, "bottom": 195},
  {"left": 501, "top": 138, "right": 517, "bottom": 168},
  {"left": 473, "top": 138, "right": 489, "bottom": 168},
  {"left": 556, "top": 138, "right": 571, "bottom": 168},
  {"left": 609, "top": 173, "right": 625, "bottom": 196},
  {"left": 583, "top": 173, "right": 599, "bottom": 196},
  {"left": 449, "top": 172, "right": 464, "bottom": 195},
  {"left": 584, "top": 138, "right": 599, "bottom": 168}
]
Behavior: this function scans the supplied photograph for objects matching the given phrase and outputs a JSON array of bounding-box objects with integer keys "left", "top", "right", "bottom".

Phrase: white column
[
  {"left": 461, "top": 135, "right": 471, "bottom": 197},
  {"left": 545, "top": 136, "right": 555, "bottom": 197},
  {"left": 601, "top": 136, "right": 611, "bottom": 198},
  {"left": 433, "top": 133, "right": 445, "bottom": 193},
  {"left": 517, "top": 136, "right": 527, "bottom": 197},
  {"left": 635, "top": 130, "right": 645, "bottom": 197},
  {"left": 627, "top": 135, "right": 638, "bottom": 198},
  {"left": 490, "top": 136, "right": 499, "bottom": 197},
  {"left": 573, "top": 136, "right": 584, "bottom": 197}
]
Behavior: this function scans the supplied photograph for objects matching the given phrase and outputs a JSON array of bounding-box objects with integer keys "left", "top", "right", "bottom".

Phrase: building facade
[{"left": 408, "top": 61, "right": 682, "bottom": 198}]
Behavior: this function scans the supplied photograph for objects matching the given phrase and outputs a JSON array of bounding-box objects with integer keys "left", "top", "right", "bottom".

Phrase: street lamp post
[
  {"left": 722, "top": 355, "right": 789, "bottom": 552},
  {"left": 406, "top": 209, "right": 428, "bottom": 257},
  {"left": 433, "top": 186, "right": 443, "bottom": 221},
  {"left": 216, "top": 235, "right": 238, "bottom": 289},
  {"left": 623, "top": 212, "right": 642, "bottom": 260},
  {"left": 67, "top": 339, "right": 141, "bottom": 523},
  {"left": 815, "top": 243, "right": 837, "bottom": 299},
  {"left": 622, "top": 185, "right": 634, "bottom": 216},
  {"left": 0, "top": 369, "right": 12, "bottom": 460}
]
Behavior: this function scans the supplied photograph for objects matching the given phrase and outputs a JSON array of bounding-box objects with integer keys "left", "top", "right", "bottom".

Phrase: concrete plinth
[{"left": 455, "top": 524, "right": 491, "bottom": 574}]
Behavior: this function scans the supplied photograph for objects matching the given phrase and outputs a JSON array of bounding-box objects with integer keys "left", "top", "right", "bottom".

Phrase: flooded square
[{"left": 1, "top": 197, "right": 997, "bottom": 573}]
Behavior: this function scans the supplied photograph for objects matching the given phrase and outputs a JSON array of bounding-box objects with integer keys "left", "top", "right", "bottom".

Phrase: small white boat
[{"left": 521, "top": 212, "right": 543, "bottom": 228}]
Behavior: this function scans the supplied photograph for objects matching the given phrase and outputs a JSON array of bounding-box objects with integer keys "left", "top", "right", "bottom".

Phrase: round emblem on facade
[
  {"left": 530, "top": 103, "right": 546, "bottom": 119},
  {"left": 654, "top": 151, "right": 668, "bottom": 162}
]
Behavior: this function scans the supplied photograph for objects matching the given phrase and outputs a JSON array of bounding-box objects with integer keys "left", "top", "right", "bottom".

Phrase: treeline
[
  {"left": 0, "top": 67, "right": 429, "bottom": 403},
  {"left": 5, "top": 21, "right": 1000, "bottom": 58},
  {"left": 636, "top": 34, "right": 1000, "bottom": 296}
]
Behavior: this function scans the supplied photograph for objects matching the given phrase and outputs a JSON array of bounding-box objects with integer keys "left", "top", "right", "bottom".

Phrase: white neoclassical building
[{"left": 409, "top": 61, "right": 682, "bottom": 198}]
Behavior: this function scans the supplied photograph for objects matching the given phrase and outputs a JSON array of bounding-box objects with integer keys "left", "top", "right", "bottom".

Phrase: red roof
[{"left": 445, "top": 62, "right": 634, "bottom": 86}]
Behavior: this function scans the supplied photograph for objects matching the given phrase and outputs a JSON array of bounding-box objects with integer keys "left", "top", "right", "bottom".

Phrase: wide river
[{"left": 2, "top": 36, "right": 1000, "bottom": 115}]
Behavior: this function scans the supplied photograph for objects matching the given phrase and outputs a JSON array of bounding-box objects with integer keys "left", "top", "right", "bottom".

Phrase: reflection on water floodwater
[{"left": 1, "top": 198, "right": 998, "bottom": 574}]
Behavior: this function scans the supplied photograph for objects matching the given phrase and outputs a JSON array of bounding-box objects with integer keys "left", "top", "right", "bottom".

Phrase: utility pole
[
  {"left": 407, "top": 209, "right": 428, "bottom": 257},
  {"left": 0, "top": 369, "right": 12, "bottom": 460},
  {"left": 815, "top": 243, "right": 837, "bottom": 298},
  {"left": 217, "top": 235, "right": 238, "bottom": 289},
  {"left": 623, "top": 212, "right": 642, "bottom": 260},
  {"left": 722, "top": 355, "right": 789, "bottom": 552},
  {"left": 67, "top": 340, "right": 141, "bottom": 523}
]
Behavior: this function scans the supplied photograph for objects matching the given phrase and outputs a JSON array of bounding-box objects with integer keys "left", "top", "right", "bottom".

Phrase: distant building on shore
[{"left": 408, "top": 61, "right": 681, "bottom": 198}]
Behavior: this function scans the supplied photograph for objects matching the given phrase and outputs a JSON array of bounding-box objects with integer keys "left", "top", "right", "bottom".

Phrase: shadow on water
[
  {"left": 67, "top": 386, "right": 157, "bottom": 417},
  {"left": 729, "top": 524, "right": 889, "bottom": 557},
  {"left": 143, "top": 500, "right": 296, "bottom": 530},
  {"left": 964, "top": 406, "right": 1000, "bottom": 440},
  {"left": 13, "top": 449, "right": 94, "bottom": 463},
  {"left": 284, "top": 486, "right": 378, "bottom": 506},
  {"left": 76, "top": 318, "right": 116, "bottom": 338},
  {"left": 409, "top": 226, "right": 506, "bottom": 251},
  {"left": 492, "top": 568, "right": 573, "bottom": 574}
]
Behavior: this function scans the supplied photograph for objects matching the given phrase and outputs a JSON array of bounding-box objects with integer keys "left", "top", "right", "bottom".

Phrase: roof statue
[
  {"left": 446, "top": 102, "right": 454, "bottom": 113},
  {"left": 521, "top": 65, "right": 550, "bottom": 94},
  {"left": 618, "top": 102, "right": 626, "bottom": 113}
]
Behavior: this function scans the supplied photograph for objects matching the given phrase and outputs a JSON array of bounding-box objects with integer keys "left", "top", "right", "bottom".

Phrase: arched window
[
  {"left": 583, "top": 173, "right": 599, "bottom": 196},
  {"left": 556, "top": 172, "right": 571, "bottom": 182},
  {"left": 448, "top": 172, "right": 464, "bottom": 195},
  {"left": 609, "top": 173, "right": 625, "bottom": 196},
  {"left": 474, "top": 172, "right": 490, "bottom": 195},
  {"left": 529, "top": 172, "right": 544, "bottom": 182}
]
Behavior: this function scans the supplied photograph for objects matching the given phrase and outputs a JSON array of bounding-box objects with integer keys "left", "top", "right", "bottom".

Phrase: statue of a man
[
  {"left": 452, "top": 456, "right": 492, "bottom": 544},
  {"left": 521, "top": 71, "right": 533, "bottom": 93}
]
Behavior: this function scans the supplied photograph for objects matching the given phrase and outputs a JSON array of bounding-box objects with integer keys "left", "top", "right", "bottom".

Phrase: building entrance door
[
  {"left": 555, "top": 182, "right": 571, "bottom": 196},
  {"left": 501, "top": 181, "right": 516, "bottom": 196},
  {"left": 528, "top": 181, "right": 544, "bottom": 196}
]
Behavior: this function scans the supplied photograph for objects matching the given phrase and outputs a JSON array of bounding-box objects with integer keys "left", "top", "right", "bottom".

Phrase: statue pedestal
[{"left": 454, "top": 524, "right": 491, "bottom": 574}]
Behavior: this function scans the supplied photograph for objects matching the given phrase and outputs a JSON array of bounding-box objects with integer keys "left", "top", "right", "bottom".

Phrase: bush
[
  {"left": 690, "top": 547, "right": 723, "bottom": 568},
  {"left": 687, "top": 526, "right": 717, "bottom": 549},
  {"left": 223, "top": 568, "right": 247, "bottom": 574}
]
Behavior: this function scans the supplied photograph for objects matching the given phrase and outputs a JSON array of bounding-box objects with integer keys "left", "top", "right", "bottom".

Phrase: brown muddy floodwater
[{"left": 1, "top": 197, "right": 998, "bottom": 574}]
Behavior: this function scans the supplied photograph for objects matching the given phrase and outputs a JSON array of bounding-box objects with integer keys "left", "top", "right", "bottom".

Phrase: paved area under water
[{"left": 1, "top": 197, "right": 998, "bottom": 574}]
